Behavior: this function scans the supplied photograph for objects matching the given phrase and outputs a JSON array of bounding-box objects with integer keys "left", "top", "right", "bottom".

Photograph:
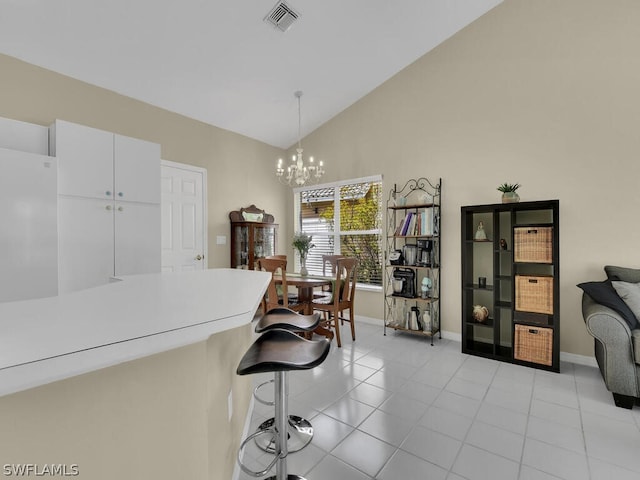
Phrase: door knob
[
  {"left": 195, "top": 254, "right": 204, "bottom": 261},
  {"left": 117, "top": 206, "right": 124, "bottom": 212},
  {"left": 105, "top": 205, "right": 112, "bottom": 211}
]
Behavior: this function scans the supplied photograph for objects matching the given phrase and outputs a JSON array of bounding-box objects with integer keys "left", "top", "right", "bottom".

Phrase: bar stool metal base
[
  {"left": 264, "top": 475, "right": 307, "bottom": 480},
  {"left": 254, "top": 415, "right": 313, "bottom": 453}
]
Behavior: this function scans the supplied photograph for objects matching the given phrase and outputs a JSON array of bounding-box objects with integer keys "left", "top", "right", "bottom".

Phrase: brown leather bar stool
[
  {"left": 252, "top": 308, "right": 320, "bottom": 454},
  {"left": 236, "top": 328, "right": 330, "bottom": 480}
]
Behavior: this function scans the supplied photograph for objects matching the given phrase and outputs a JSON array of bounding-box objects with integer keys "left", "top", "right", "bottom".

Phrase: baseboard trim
[
  {"left": 357, "top": 316, "right": 597, "bottom": 367},
  {"left": 560, "top": 351, "right": 598, "bottom": 367}
]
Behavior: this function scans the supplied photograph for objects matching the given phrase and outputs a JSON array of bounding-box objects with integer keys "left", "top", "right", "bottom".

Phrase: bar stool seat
[
  {"left": 237, "top": 328, "right": 330, "bottom": 480},
  {"left": 251, "top": 308, "right": 320, "bottom": 454},
  {"left": 255, "top": 307, "right": 320, "bottom": 333},
  {"left": 237, "top": 328, "right": 329, "bottom": 375}
]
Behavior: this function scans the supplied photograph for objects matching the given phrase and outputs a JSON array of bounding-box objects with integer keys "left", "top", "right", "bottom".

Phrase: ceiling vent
[{"left": 264, "top": 1, "right": 299, "bottom": 32}]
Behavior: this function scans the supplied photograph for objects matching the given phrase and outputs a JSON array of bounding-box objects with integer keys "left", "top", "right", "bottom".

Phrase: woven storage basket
[
  {"left": 514, "top": 226, "right": 553, "bottom": 263},
  {"left": 514, "top": 324, "right": 553, "bottom": 366},
  {"left": 515, "top": 275, "right": 553, "bottom": 314}
]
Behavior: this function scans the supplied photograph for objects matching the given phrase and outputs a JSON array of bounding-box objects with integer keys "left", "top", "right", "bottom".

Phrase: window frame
[{"left": 293, "top": 174, "right": 383, "bottom": 290}]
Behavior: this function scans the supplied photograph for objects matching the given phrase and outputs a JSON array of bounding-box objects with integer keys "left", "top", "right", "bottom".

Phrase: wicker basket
[
  {"left": 515, "top": 275, "right": 553, "bottom": 314},
  {"left": 514, "top": 226, "right": 553, "bottom": 263},
  {"left": 514, "top": 324, "right": 553, "bottom": 366}
]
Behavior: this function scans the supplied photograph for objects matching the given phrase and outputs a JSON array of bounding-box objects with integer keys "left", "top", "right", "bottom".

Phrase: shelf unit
[
  {"left": 461, "top": 200, "right": 560, "bottom": 371},
  {"left": 383, "top": 178, "right": 441, "bottom": 345}
]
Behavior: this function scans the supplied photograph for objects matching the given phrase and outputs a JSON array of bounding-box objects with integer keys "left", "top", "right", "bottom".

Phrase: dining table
[{"left": 274, "top": 273, "right": 334, "bottom": 342}]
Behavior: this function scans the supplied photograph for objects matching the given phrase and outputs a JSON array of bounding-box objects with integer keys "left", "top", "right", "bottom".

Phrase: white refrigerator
[{"left": 0, "top": 147, "right": 58, "bottom": 302}]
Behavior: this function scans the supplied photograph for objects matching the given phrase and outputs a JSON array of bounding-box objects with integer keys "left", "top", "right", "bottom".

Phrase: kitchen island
[{"left": 0, "top": 268, "right": 269, "bottom": 480}]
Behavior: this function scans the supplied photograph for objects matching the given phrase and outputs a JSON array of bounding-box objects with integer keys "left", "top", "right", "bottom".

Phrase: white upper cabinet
[
  {"left": 51, "top": 120, "right": 114, "bottom": 199},
  {"left": 114, "top": 134, "right": 160, "bottom": 204},
  {"left": 51, "top": 120, "right": 160, "bottom": 204}
]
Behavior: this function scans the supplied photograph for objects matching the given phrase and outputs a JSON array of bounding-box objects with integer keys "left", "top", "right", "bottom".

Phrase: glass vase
[{"left": 300, "top": 256, "right": 309, "bottom": 276}]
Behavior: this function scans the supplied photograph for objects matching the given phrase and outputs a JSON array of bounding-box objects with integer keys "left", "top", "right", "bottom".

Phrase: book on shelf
[
  {"left": 400, "top": 212, "right": 413, "bottom": 236},
  {"left": 394, "top": 208, "right": 438, "bottom": 237}
]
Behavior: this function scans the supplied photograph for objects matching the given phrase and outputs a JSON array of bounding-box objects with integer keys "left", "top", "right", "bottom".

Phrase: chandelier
[{"left": 276, "top": 91, "right": 325, "bottom": 186}]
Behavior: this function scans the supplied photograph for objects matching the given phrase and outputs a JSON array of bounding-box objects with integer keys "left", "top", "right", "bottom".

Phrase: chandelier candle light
[{"left": 276, "top": 91, "right": 325, "bottom": 186}]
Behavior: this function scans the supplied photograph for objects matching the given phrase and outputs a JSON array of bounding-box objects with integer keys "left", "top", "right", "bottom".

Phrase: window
[{"left": 294, "top": 175, "right": 383, "bottom": 287}]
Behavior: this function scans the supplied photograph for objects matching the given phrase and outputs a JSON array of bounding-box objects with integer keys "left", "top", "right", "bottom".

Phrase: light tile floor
[{"left": 238, "top": 322, "right": 640, "bottom": 480}]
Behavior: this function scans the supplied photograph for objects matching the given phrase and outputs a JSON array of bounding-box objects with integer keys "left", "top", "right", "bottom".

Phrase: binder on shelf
[
  {"left": 401, "top": 212, "right": 413, "bottom": 236},
  {"left": 421, "top": 207, "right": 434, "bottom": 236}
]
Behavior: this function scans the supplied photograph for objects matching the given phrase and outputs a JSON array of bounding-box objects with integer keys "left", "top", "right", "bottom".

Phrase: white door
[{"left": 161, "top": 161, "right": 207, "bottom": 272}]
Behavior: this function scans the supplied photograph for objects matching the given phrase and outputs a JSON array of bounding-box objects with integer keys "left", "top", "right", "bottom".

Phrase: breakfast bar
[
  {"left": 0, "top": 269, "right": 270, "bottom": 480},
  {"left": 0, "top": 268, "right": 270, "bottom": 396}
]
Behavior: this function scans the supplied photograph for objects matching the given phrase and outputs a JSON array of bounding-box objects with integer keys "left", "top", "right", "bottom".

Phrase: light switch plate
[{"left": 216, "top": 235, "right": 227, "bottom": 245}]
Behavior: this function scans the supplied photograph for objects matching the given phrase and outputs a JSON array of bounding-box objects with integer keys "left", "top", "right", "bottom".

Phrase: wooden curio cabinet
[{"left": 229, "top": 205, "right": 278, "bottom": 270}]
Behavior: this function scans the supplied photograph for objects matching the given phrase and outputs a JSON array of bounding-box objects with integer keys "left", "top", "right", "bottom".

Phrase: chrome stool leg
[
  {"left": 236, "top": 329, "right": 329, "bottom": 480},
  {"left": 253, "top": 375, "right": 313, "bottom": 453},
  {"left": 265, "top": 371, "right": 305, "bottom": 480}
]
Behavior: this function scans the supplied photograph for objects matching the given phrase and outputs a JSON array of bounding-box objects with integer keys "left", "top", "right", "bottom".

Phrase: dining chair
[
  {"left": 256, "top": 257, "right": 305, "bottom": 313},
  {"left": 266, "top": 255, "right": 287, "bottom": 260},
  {"left": 311, "top": 257, "right": 358, "bottom": 347},
  {"left": 322, "top": 255, "right": 345, "bottom": 276},
  {"left": 313, "top": 254, "right": 345, "bottom": 300}
]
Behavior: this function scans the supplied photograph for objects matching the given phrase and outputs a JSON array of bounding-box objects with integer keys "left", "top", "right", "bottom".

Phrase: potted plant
[
  {"left": 497, "top": 183, "right": 521, "bottom": 203},
  {"left": 292, "top": 232, "right": 315, "bottom": 276}
]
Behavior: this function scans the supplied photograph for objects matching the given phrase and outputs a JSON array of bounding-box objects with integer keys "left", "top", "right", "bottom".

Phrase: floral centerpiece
[{"left": 292, "top": 232, "right": 315, "bottom": 276}]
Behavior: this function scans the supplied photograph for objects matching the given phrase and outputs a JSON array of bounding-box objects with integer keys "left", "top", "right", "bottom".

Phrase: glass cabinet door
[
  {"left": 234, "top": 225, "right": 249, "bottom": 268},
  {"left": 255, "top": 226, "right": 276, "bottom": 260}
]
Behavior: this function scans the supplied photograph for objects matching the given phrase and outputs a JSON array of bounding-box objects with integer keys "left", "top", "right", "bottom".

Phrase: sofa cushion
[
  {"left": 577, "top": 280, "right": 640, "bottom": 329},
  {"left": 611, "top": 281, "right": 640, "bottom": 327},
  {"left": 605, "top": 265, "right": 640, "bottom": 283},
  {"left": 632, "top": 329, "right": 640, "bottom": 366}
]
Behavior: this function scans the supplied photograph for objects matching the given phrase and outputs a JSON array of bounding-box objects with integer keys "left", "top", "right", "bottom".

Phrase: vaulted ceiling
[{"left": 0, "top": 0, "right": 502, "bottom": 148}]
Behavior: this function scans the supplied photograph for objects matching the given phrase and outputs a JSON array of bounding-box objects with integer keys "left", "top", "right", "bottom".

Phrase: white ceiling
[{"left": 0, "top": 0, "right": 502, "bottom": 149}]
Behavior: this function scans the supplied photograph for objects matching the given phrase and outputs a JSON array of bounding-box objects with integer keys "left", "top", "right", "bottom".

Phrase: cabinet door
[
  {"left": 114, "top": 135, "right": 160, "bottom": 204},
  {"left": 114, "top": 202, "right": 161, "bottom": 276},
  {"left": 52, "top": 120, "right": 114, "bottom": 199},
  {"left": 58, "top": 196, "right": 115, "bottom": 294}
]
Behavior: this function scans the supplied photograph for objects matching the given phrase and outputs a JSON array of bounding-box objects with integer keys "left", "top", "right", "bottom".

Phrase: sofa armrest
[{"left": 582, "top": 293, "right": 639, "bottom": 397}]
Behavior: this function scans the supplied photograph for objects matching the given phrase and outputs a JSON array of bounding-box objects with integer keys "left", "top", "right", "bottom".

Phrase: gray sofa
[{"left": 580, "top": 266, "right": 640, "bottom": 409}]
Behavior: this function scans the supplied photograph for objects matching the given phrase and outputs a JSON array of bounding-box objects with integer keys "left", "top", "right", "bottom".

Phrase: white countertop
[{"left": 0, "top": 268, "right": 270, "bottom": 396}]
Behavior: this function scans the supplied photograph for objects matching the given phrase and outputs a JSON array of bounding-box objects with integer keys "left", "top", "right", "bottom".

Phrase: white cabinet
[
  {"left": 114, "top": 202, "right": 161, "bottom": 276},
  {"left": 114, "top": 135, "right": 160, "bottom": 204},
  {"left": 51, "top": 120, "right": 160, "bottom": 203},
  {"left": 0, "top": 148, "right": 58, "bottom": 302},
  {"left": 51, "top": 120, "right": 161, "bottom": 293},
  {"left": 51, "top": 121, "right": 114, "bottom": 199},
  {"left": 58, "top": 196, "right": 114, "bottom": 293}
]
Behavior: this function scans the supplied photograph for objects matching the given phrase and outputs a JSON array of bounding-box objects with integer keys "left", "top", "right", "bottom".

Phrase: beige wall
[
  {"left": 0, "top": 53, "right": 291, "bottom": 265},
  {"left": 0, "top": 325, "right": 253, "bottom": 480},
  {"left": 293, "top": 0, "right": 640, "bottom": 357},
  {"left": 0, "top": 55, "right": 285, "bottom": 480}
]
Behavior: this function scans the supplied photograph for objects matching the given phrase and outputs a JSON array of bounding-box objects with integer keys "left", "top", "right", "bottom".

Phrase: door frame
[{"left": 160, "top": 159, "right": 208, "bottom": 269}]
